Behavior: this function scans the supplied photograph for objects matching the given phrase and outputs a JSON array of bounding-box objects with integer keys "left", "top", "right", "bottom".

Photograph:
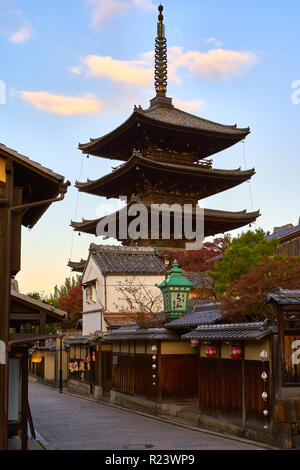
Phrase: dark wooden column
[
  {"left": 21, "top": 347, "right": 28, "bottom": 450},
  {"left": 157, "top": 342, "right": 162, "bottom": 402},
  {"left": 241, "top": 342, "right": 246, "bottom": 430},
  {"left": 0, "top": 158, "right": 13, "bottom": 450},
  {"left": 39, "top": 312, "right": 46, "bottom": 346}
]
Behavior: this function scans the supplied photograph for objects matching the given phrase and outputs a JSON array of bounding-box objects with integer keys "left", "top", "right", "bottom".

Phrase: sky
[{"left": 1, "top": 0, "right": 300, "bottom": 294}]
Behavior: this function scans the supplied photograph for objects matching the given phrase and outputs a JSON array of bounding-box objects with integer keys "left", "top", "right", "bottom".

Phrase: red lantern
[
  {"left": 205, "top": 346, "right": 217, "bottom": 358},
  {"left": 230, "top": 346, "right": 242, "bottom": 359}
]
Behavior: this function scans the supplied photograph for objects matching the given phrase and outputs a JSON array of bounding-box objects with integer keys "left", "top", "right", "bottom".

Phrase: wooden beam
[{"left": 10, "top": 314, "right": 41, "bottom": 321}]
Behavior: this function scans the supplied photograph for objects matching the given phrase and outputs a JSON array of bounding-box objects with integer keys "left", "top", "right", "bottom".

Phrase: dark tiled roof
[
  {"left": 0, "top": 143, "right": 64, "bottom": 182},
  {"left": 88, "top": 244, "right": 165, "bottom": 275},
  {"left": 75, "top": 151, "right": 255, "bottom": 198},
  {"left": 166, "top": 303, "right": 221, "bottom": 329},
  {"left": 11, "top": 290, "right": 67, "bottom": 320},
  {"left": 266, "top": 224, "right": 300, "bottom": 241},
  {"left": 106, "top": 324, "right": 180, "bottom": 341},
  {"left": 71, "top": 207, "right": 260, "bottom": 237},
  {"left": 79, "top": 105, "right": 250, "bottom": 155},
  {"left": 185, "top": 273, "right": 214, "bottom": 287},
  {"left": 182, "top": 322, "right": 274, "bottom": 341},
  {"left": 188, "top": 299, "right": 219, "bottom": 313},
  {"left": 0, "top": 143, "right": 68, "bottom": 229},
  {"left": 64, "top": 334, "right": 99, "bottom": 346},
  {"left": 68, "top": 259, "right": 86, "bottom": 273},
  {"left": 138, "top": 105, "right": 249, "bottom": 135},
  {"left": 266, "top": 288, "right": 300, "bottom": 305}
]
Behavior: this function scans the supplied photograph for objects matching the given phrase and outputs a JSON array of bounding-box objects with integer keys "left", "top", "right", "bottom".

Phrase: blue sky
[{"left": 1, "top": 0, "right": 300, "bottom": 294}]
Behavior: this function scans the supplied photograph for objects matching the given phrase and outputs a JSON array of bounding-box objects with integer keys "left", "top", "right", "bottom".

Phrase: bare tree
[{"left": 113, "top": 276, "right": 164, "bottom": 328}]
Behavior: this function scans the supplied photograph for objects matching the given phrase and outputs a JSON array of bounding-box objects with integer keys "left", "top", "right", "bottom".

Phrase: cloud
[
  {"left": 9, "top": 20, "right": 32, "bottom": 43},
  {"left": 172, "top": 98, "right": 206, "bottom": 113},
  {"left": 169, "top": 46, "right": 257, "bottom": 80},
  {"left": 206, "top": 37, "right": 223, "bottom": 47},
  {"left": 19, "top": 91, "right": 103, "bottom": 115},
  {"left": 73, "top": 45, "right": 257, "bottom": 90},
  {"left": 88, "top": 0, "right": 155, "bottom": 27},
  {"left": 0, "top": 2, "right": 32, "bottom": 44},
  {"left": 81, "top": 54, "right": 154, "bottom": 86}
]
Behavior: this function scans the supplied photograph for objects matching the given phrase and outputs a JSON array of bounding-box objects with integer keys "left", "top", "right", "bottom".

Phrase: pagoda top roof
[
  {"left": 137, "top": 103, "right": 249, "bottom": 135},
  {"left": 78, "top": 5, "right": 250, "bottom": 161},
  {"left": 78, "top": 103, "right": 250, "bottom": 161}
]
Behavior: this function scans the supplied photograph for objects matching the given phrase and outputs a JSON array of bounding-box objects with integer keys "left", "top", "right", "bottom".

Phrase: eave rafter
[{"left": 75, "top": 151, "right": 255, "bottom": 200}]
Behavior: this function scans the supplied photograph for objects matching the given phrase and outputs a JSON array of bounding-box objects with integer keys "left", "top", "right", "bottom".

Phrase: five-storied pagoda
[{"left": 71, "top": 5, "right": 260, "bottom": 250}]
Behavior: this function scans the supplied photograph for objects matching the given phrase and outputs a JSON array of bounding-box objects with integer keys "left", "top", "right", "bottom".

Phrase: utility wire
[
  {"left": 242, "top": 140, "right": 256, "bottom": 229},
  {"left": 70, "top": 153, "right": 84, "bottom": 261}
]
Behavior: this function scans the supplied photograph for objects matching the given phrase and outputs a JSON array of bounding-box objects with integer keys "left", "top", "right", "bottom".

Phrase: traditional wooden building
[
  {"left": 0, "top": 142, "right": 69, "bottom": 449},
  {"left": 92, "top": 287, "right": 300, "bottom": 449},
  {"left": 99, "top": 315, "right": 275, "bottom": 442},
  {"left": 72, "top": 244, "right": 165, "bottom": 336},
  {"left": 266, "top": 220, "right": 300, "bottom": 256},
  {"left": 71, "top": 5, "right": 259, "bottom": 250}
]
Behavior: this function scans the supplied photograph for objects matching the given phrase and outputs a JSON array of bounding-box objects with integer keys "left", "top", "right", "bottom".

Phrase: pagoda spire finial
[{"left": 154, "top": 4, "right": 167, "bottom": 97}]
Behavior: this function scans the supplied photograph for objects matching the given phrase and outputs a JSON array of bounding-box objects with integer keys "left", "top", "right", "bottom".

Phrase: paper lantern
[
  {"left": 230, "top": 346, "right": 242, "bottom": 359},
  {"left": 261, "top": 372, "right": 268, "bottom": 382},
  {"left": 205, "top": 346, "right": 217, "bottom": 358},
  {"left": 260, "top": 350, "right": 268, "bottom": 361},
  {"left": 32, "top": 350, "right": 43, "bottom": 364}
]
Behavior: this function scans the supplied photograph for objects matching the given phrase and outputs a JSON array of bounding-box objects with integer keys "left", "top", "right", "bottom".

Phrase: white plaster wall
[
  {"left": 82, "top": 256, "right": 164, "bottom": 334},
  {"left": 82, "top": 311, "right": 102, "bottom": 336},
  {"left": 82, "top": 257, "right": 104, "bottom": 313},
  {"left": 105, "top": 274, "right": 164, "bottom": 312}
]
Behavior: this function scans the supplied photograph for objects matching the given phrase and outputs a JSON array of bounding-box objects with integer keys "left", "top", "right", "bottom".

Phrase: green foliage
[
  {"left": 26, "top": 276, "right": 81, "bottom": 331},
  {"left": 27, "top": 291, "right": 48, "bottom": 303},
  {"left": 207, "top": 229, "right": 279, "bottom": 296},
  {"left": 27, "top": 277, "right": 80, "bottom": 308},
  {"left": 221, "top": 256, "right": 300, "bottom": 322}
]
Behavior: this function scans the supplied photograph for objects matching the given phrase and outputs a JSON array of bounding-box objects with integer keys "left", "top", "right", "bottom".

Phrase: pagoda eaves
[
  {"left": 75, "top": 150, "right": 255, "bottom": 202},
  {"left": 79, "top": 105, "right": 250, "bottom": 162},
  {"left": 71, "top": 206, "right": 260, "bottom": 248}
]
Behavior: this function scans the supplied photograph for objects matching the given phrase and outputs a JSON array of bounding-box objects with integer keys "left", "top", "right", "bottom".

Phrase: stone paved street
[{"left": 28, "top": 382, "right": 264, "bottom": 450}]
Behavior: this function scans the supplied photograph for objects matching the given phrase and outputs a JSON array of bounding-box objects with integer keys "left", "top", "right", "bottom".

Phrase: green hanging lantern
[{"left": 156, "top": 260, "right": 196, "bottom": 320}]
